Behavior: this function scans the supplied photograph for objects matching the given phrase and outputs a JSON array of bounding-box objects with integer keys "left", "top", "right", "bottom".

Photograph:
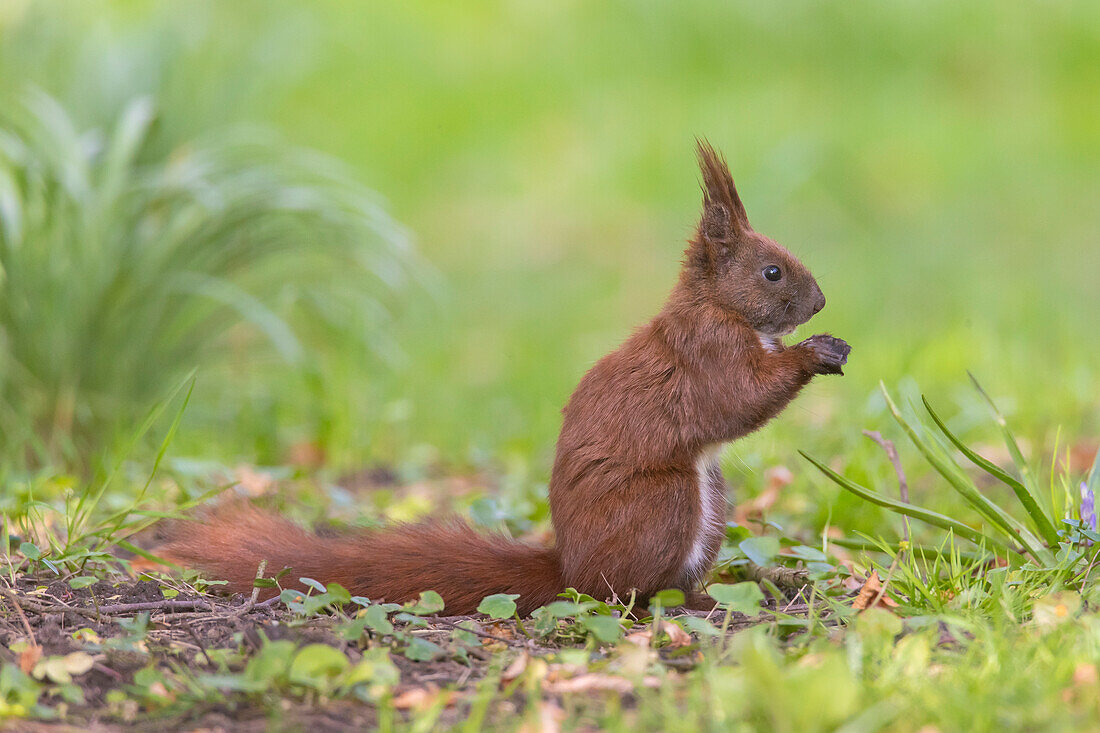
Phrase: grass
[
  {"left": 0, "top": 89, "right": 420, "bottom": 468},
  {"left": 0, "top": 379, "right": 1097, "bottom": 730},
  {"left": 0, "top": 0, "right": 1098, "bottom": 730}
]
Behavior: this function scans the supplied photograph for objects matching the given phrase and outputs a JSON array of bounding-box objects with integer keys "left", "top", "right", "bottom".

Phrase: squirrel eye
[{"left": 763, "top": 266, "right": 782, "bottom": 282}]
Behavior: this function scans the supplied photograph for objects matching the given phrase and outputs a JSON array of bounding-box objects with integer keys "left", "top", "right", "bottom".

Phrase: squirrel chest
[{"left": 683, "top": 443, "right": 729, "bottom": 581}]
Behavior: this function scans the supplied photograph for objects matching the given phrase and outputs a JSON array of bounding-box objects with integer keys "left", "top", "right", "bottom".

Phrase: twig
[
  {"left": 92, "top": 662, "right": 123, "bottom": 681},
  {"left": 184, "top": 622, "right": 214, "bottom": 667},
  {"left": 864, "top": 430, "right": 911, "bottom": 544},
  {"left": 737, "top": 562, "right": 810, "bottom": 592},
  {"left": 0, "top": 587, "right": 38, "bottom": 648},
  {"left": 95, "top": 599, "right": 216, "bottom": 615},
  {"left": 234, "top": 560, "right": 267, "bottom": 617},
  {"left": 0, "top": 589, "right": 102, "bottom": 621}
]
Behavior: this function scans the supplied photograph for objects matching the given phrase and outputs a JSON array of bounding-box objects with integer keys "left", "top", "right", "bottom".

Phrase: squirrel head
[{"left": 688, "top": 140, "right": 826, "bottom": 337}]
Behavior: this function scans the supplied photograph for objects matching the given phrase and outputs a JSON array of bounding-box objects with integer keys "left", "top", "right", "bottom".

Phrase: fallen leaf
[
  {"left": 658, "top": 619, "right": 692, "bottom": 649},
  {"left": 485, "top": 621, "right": 518, "bottom": 641},
  {"left": 392, "top": 685, "right": 441, "bottom": 710},
  {"left": 543, "top": 673, "right": 660, "bottom": 695},
  {"left": 18, "top": 645, "right": 41, "bottom": 674},
  {"left": 734, "top": 466, "right": 792, "bottom": 525},
  {"left": 842, "top": 571, "right": 865, "bottom": 592},
  {"left": 851, "top": 571, "right": 898, "bottom": 611},
  {"left": 626, "top": 619, "right": 689, "bottom": 649}
]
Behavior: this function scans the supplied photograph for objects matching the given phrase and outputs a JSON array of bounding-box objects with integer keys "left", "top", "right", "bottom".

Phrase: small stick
[
  {"left": 0, "top": 588, "right": 38, "bottom": 649},
  {"left": 184, "top": 622, "right": 215, "bottom": 667},
  {"left": 92, "top": 662, "right": 122, "bottom": 681},
  {"left": 95, "top": 599, "right": 216, "bottom": 615},
  {"left": 248, "top": 560, "right": 267, "bottom": 606},
  {"left": 0, "top": 589, "right": 101, "bottom": 621},
  {"left": 234, "top": 560, "right": 268, "bottom": 617},
  {"left": 739, "top": 562, "right": 810, "bottom": 592}
]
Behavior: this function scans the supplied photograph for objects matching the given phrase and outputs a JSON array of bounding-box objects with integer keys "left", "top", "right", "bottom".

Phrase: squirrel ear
[
  {"left": 696, "top": 139, "right": 751, "bottom": 241},
  {"left": 701, "top": 200, "right": 731, "bottom": 243}
]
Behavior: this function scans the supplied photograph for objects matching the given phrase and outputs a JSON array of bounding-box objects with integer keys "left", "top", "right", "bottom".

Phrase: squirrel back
[{"left": 162, "top": 141, "right": 850, "bottom": 614}]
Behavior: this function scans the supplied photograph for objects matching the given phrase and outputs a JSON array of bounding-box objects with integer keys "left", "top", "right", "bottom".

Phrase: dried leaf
[
  {"left": 658, "top": 619, "right": 692, "bottom": 649},
  {"left": 851, "top": 571, "right": 898, "bottom": 611},
  {"left": 392, "top": 685, "right": 442, "bottom": 710},
  {"left": 18, "top": 644, "right": 41, "bottom": 674},
  {"left": 543, "top": 673, "right": 659, "bottom": 694},
  {"left": 734, "top": 466, "right": 792, "bottom": 525}
]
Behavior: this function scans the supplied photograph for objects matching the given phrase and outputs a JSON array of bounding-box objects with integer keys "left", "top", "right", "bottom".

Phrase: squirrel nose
[{"left": 812, "top": 295, "right": 826, "bottom": 314}]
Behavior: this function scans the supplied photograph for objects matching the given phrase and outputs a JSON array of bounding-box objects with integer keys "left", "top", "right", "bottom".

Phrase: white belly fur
[{"left": 683, "top": 443, "right": 726, "bottom": 579}]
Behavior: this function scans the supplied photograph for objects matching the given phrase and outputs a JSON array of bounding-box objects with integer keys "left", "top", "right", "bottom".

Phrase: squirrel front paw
[{"left": 799, "top": 334, "right": 851, "bottom": 375}]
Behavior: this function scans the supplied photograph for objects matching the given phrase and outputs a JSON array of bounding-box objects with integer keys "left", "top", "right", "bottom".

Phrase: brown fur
[{"left": 161, "top": 141, "right": 850, "bottom": 615}]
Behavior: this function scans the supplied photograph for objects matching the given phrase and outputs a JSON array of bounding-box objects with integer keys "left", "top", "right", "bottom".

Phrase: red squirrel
[{"left": 162, "top": 142, "right": 850, "bottom": 615}]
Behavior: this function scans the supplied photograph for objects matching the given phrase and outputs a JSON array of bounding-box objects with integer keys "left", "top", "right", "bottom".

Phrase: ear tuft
[{"left": 695, "top": 139, "right": 751, "bottom": 238}]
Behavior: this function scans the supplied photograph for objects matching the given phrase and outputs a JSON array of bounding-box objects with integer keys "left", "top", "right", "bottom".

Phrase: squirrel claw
[{"left": 800, "top": 334, "right": 851, "bottom": 375}]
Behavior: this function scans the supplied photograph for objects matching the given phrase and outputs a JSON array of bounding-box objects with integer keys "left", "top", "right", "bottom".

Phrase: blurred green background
[{"left": 1, "top": 0, "right": 1097, "bottom": 507}]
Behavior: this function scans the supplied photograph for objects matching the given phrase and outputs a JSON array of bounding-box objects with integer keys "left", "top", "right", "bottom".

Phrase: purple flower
[{"left": 1081, "top": 481, "right": 1097, "bottom": 532}]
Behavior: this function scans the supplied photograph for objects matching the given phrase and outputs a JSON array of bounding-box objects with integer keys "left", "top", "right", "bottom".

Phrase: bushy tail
[{"left": 159, "top": 503, "right": 563, "bottom": 615}]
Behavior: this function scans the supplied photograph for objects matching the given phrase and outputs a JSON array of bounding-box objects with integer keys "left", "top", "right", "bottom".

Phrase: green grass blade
[
  {"left": 115, "top": 540, "right": 181, "bottom": 570},
  {"left": 91, "top": 481, "right": 231, "bottom": 546},
  {"left": 968, "top": 372, "right": 1044, "bottom": 507},
  {"left": 69, "top": 368, "right": 197, "bottom": 538},
  {"left": 923, "top": 395, "right": 1061, "bottom": 547},
  {"left": 98, "top": 96, "right": 155, "bottom": 212},
  {"left": 799, "top": 451, "right": 1012, "bottom": 552},
  {"left": 827, "top": 535, "right": 993, "bottom": 562},
  {"left": 89, "top": 372, "right": 196, "bottom": 551},
  {"left": 880, "top": 383, "right": 1051, "bottom": 562}
]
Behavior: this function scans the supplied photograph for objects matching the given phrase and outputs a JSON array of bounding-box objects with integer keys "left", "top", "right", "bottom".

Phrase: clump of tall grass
[
  {"left": 805, "top": 375, "right": 1100, "bottom": 578},
  {"left": 0, "top": 90, "right": 420, "bottom": 467}
]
